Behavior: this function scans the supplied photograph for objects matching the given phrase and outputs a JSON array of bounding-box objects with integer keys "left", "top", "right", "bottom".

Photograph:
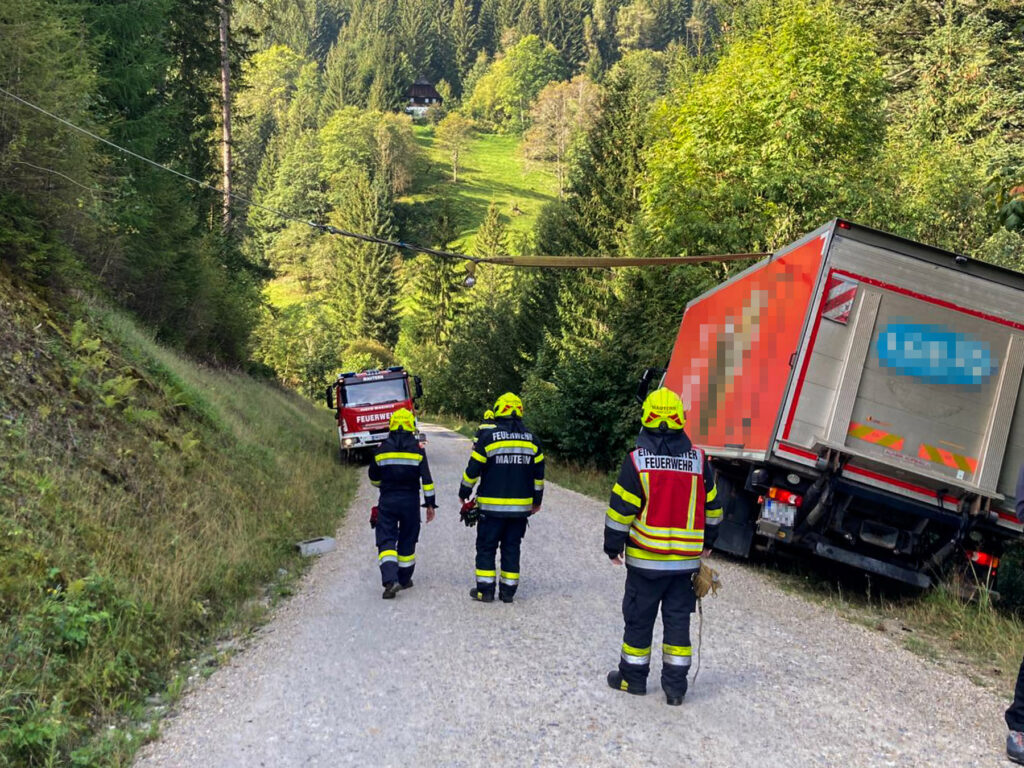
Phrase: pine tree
[{"left": 452, "top": 0, "right": 478, "bottom": 88}]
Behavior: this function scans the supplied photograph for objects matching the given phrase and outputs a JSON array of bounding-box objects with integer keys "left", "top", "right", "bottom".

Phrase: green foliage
[
  {"left": 466, "top": 35, "right": 566, "bottom": 131},
  {"left": 642, "top": 0, "right": 886, "bottom": 254}
]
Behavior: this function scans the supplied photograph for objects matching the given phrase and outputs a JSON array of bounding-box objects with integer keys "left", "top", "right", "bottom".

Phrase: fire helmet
[
  {"left": 493, "top": 392, "right": 523, "bottom": 418},
  {"left": 389, "top": 407, "right": 417, "bottom": 432},
  {"left": 641, "top": 387, "right": 686, "bottom": 430}
]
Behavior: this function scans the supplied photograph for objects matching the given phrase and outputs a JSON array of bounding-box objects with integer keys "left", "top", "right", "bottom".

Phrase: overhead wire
[{"left": 0, "top": 85, "right": 769, "bottom": 269}]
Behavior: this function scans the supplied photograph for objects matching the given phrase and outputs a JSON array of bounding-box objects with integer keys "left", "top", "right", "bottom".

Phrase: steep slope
[{"left": 0, "top": 270, "right": 356, "bottom": 766}]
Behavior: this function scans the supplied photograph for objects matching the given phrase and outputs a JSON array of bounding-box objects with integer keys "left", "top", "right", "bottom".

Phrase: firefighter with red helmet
[
  {"left": 369, "top": 408, "right": 436, "bottom": 599},
  {"left": 604, "top": 387, "right": 722, "bottom": 704},
  {"left": 458, "top": 393, "right": 544, "bottom": 603}
]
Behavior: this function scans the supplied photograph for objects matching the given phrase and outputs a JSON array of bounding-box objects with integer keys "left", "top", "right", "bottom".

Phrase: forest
[{"left": 3, "top": 0, "right": 1024, "bottom": 470}]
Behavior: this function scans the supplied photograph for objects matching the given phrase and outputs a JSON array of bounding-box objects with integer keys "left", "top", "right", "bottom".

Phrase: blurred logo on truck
[{"left": 876, "top": 322, "right": 996, "bottom": 386}]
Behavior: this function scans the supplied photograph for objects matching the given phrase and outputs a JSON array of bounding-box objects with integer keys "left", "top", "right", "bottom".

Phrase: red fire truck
[
  {"left": 325, "top": 367, "right": 423, "bottom": 462},
  {"left": 655, "top": 220, "right": 1024, "bottom": 588}
]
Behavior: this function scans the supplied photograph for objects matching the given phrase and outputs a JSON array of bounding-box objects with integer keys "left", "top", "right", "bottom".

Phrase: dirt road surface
[{"left": 135, "top": 424, "right": 1008, "bottom": 767}]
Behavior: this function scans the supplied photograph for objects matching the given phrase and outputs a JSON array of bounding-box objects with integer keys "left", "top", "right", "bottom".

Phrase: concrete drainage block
[{"left": 296, "top": 537, "right": 336, "bottom": 557}]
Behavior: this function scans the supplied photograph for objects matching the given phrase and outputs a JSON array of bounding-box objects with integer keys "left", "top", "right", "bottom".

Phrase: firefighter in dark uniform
[
  {"left": 459, "top": 393, "right": 544, "bottom": 603},
  {"left": 369, "top": 408, "right": 436, "bottom": 599},
  {"left": 604, "top": 387, "right": 722, "bottom": 704},
  {"left": 1003, "top": 463, "right": 1024, "bottom": 763},
  {"left": 474, "top": 409, "right": 496, "bottom": 442}
]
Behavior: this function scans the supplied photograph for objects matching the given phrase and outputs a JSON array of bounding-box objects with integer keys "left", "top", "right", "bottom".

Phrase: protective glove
[
  {"left": 693, "top": 562, "right": 720, "bottom": 599},
  {"left": 459, "top": 499, "right": 479, "bottom": 528},
  {"left": 370, "top": 505, "right": 379, "bottom": 530}
]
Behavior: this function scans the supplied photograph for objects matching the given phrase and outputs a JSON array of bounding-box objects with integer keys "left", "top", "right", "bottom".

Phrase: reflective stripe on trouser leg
[
  {"left": 375, "top": 508, "right": 401, "bottom": 587},
  {"left": 498, "top": 517, "right": 527, "bottom": 598},
  {"left": 661, "top": 572, "right": 697, "bottom": 697},
  {"left": 474, "top": 515, "right": 502, "bottom": 596},
  {"left": 396, "top": 506, "right": 420, "bottom": 587},
  {"left": 619, "top": 569, "right": 663, "bottom": 692},
  {"left": 378, "top": 548, "right": 399, "bottom": 586}
]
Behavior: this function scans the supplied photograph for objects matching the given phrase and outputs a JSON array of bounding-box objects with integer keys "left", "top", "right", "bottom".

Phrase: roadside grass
[
  {"left": 398, "top": 126, "right": 558, "bottom": 253},
  {"left": 0, "top": 272, "right": 356, "bottom": 766}
]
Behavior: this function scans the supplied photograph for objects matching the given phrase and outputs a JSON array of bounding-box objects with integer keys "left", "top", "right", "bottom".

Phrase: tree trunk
[{"left": 219, "top": 0, "right": 233, "bottom": 230}]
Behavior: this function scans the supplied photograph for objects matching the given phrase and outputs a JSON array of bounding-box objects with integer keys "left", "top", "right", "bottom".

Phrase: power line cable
[{"left": 0, "top": 85, "right": 769, "bottom": 268}]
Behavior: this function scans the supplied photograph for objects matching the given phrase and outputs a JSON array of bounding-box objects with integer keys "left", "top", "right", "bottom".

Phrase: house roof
[{"left": 407, "top": 80, "right": 442, "bottom": 101}]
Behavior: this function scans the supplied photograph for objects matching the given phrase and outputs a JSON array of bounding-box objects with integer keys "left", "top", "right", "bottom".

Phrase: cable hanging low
[{"left": 1, "top": 85, "right": 769, "bottom": 270}]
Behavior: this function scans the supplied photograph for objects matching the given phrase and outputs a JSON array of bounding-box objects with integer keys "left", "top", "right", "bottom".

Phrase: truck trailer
[{"left": 662, "top": 220, "right": 1024, "bottom": 588}]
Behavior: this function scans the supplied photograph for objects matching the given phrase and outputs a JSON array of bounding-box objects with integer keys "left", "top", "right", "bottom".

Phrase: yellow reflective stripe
[
  {"left": 485, "top": 439, "right": 538, "bottom": 453},
  {"left": 499, "top": 571, "right": 519, "bottom": 579},
  {"left": 706, "top": 506, "right": 723, "bottom": 520},
  {"left": 475, "top": 569, "right": 496, "bottom": 577},
  {"left": 371, "top": 480, "right": 381, "bottom": 487},
  {"left": 629, "top": 530, "right": 703, "bottom": 553},
  {"left": 398, "top": 554, "right": 416, "bottom": 563},
  {"left": 622, "top": 642, "right": 651, "bottom": 656},
  {"left": 663, "top": 644, "right": 692, "bottom": 657},
  {"left": 613, "top": 483, "right": 641, "bottom": 509},
  {"left": 606, "top": 507, "right": 636, "bottom": 526},
  {"left": 378, "top": 549, "right": 398, "bottom": 559},
  {"left": 376, "top": 452, "right": 422, "bottom": 461},
  {"left": 625, "top": 546, "right": 697, "bottom": 561},
  {"left": 706, "top": 485, "right": 718, "bottom": 503},
  {"left": 477, "top": 496, "right": 533, "bottom": 506},
  {"left": 534, "top": 480, "right": 545, "bottom": 489},
  {"left": 462, "top": 472, "right": 477, "bottom": 485},
  {"left": 631, "top": 518, "right": 703, "bottom": 538},
  {"left": 471, "top": 451, "right": 487, "bottom": 463},
  {"left": 422, "top": 483, "right": 435, "bottom": 491},
  {"left": 534, "top": 452, "right": 544, "bottom": 462},
  {"left": 687, "top": 476, "right": 697, "bottom": 529}
]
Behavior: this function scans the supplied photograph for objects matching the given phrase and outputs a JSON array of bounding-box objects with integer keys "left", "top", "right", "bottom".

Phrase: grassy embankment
[
  {"left": 399, "top": 125, "right": 558, "bottom": 253},
  {"left": 0, "top": 271, "right": 357, "bottom": 767},
  {"left": 429, "top": 413, "right": 1024, "bottom": 696}
]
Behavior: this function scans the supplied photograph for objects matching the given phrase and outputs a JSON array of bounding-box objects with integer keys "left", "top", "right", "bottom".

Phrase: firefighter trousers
[
  {"left": 375, "top": 497, "right": 420, "bottom": 587},
  {"left": 1007, "top": 654, "right": 1024, "bottom": 731},
  {"left": 475, "top": 515, "right": 527, "bottom": 599},
  {"left": 618, "top": 568, "right": 697, "bottom": 697}
]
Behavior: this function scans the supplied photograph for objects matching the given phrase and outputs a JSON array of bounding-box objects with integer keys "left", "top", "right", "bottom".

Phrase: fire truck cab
[{"left": 325, "top": 366, "right": 423, "bottom": 463}]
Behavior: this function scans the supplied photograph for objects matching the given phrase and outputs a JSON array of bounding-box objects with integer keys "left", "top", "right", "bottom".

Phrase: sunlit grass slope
[{"left": 0, "top": 270, "right": 356, "bottom": 766}]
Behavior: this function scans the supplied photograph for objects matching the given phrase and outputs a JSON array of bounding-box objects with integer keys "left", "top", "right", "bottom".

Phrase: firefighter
[
  {"left": 458, "top": 393, "right": 544, "bottom": 603},
  {"left": 369, "top": 408, "right": 436, "bottom": 599},
  {"left": 1004, "top": 463, "right": 1024, "bottom": 764},
  {"left": 474, "top": 409, "right": 496, "bottom": 442},
  {"left": 603, "top": 387, "right": 722, "bottom": 705}
]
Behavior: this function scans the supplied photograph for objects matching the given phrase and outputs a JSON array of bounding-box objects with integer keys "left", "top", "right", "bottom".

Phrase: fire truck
[
  {"left": 325, "top": 366, "right": 423, "bottom": 462},
  {"left": 654, "top": 220, "right": 1024, "bottom": 588}
]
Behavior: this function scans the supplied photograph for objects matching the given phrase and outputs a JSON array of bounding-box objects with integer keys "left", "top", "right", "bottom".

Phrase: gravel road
[{"left": 135, "top": 423, "right": 1009, "bottom": 768}]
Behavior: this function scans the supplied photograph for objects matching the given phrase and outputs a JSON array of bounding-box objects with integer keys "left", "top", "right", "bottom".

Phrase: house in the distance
[{"left": 404, "top": 79, "right": 442, "bottom": 118}]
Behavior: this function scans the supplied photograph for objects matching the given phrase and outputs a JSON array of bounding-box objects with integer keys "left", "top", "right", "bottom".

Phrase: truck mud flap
[{"left": 813, "top": 541, "right": 931, "bottom": 589}]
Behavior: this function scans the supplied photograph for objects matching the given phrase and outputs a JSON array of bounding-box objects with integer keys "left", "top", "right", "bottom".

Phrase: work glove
[
  {"left": 370, "top": 505, "right": 379, "bottom": 530},
  {"left": 693, "top": 561, "right": 720, "bottom": 599},
  {"left": 459, "top": 499, "right": 479, "bottom": 528}
]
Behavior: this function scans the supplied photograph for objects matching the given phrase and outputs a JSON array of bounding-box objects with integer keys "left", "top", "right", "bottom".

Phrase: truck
[
  {"left": 659, "top": 219, "right": 1024, "bottom": 588},
  {"left": 325, "top": 366, "right": 423, "bottom": 462}
]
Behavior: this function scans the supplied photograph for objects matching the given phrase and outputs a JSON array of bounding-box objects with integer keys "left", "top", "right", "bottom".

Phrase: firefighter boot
[
  {"left": 469, "top": 586, "right": 494, "bottom": 603},
  {"left": 606, "top": 671, "right": 646, "bottom": 696},
  {"left": 1008, "top": 731, "right": 1024, "bottom": 765},
  {"left": 382, "top": 582, "right": 401, "bottom": 599}
]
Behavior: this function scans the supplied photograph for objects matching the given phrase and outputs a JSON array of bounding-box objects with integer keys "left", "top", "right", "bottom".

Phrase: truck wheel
[{"left": 711, "top": 472, "right": 757, "bottom": 558}]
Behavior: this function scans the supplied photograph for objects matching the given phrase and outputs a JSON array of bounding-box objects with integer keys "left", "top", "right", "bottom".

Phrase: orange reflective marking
[{"left": 847, "top": 422, "right": 905, "bottom": 451}]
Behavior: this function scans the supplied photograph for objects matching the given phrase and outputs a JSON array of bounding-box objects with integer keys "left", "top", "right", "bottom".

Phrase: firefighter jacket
[
  {"left": 459, "top": 416, "right": 544, "bottom": 517},
  {"left": 369, "top": 430, "right": 436, "bottom": 508},
  {"left": 604, "top": 428, "right": 722, "bottom": 574}
]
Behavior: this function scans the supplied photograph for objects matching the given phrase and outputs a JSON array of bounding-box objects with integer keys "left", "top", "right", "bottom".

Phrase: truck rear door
[{"left": 775, "top": 224, "right": 1024, "bottom": 515}]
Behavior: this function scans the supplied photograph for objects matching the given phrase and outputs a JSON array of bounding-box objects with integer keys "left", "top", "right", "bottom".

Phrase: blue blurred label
[{"left": 876, "top": 322, "right": 996, "bottom": 386}]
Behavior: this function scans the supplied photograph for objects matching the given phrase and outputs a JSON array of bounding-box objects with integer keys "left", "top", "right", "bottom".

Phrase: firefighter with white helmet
[
  {"left": 604, "top": 387, "right": 723, "bottom": 704},
  {"left": 369, "top": 408, "right": 436, "bottom": 599},
  {"left": 459, "top": 393, "right": 544, "bottom": 603}
]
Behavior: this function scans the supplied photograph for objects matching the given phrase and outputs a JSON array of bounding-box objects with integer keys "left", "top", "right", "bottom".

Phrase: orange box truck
[{"left": 662, "top": 220, "right": 1024, "bottom": 587}]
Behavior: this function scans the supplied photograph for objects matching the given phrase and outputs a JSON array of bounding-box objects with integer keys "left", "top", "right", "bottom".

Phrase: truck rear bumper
[{"left": 812, "top": 540, "right": 931, "bottom": 588}]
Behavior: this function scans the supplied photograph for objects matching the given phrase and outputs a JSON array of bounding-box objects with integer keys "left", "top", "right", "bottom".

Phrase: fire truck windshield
[{"left": 344, "top": 377, "right": 408, "bottom": 407}]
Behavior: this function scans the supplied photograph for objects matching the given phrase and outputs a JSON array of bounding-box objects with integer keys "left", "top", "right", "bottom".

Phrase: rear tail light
[
  {"left": 768, "top": 487, "right": 803, "bottom": 507},
  {"left": 966, "top": 550, "right": 999, "bottom": 568}
]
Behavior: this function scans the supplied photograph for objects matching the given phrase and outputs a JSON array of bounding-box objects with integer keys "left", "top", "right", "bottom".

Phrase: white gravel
[{"left": 134, "top": 423, "right": 1010, "bottom": 767}]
